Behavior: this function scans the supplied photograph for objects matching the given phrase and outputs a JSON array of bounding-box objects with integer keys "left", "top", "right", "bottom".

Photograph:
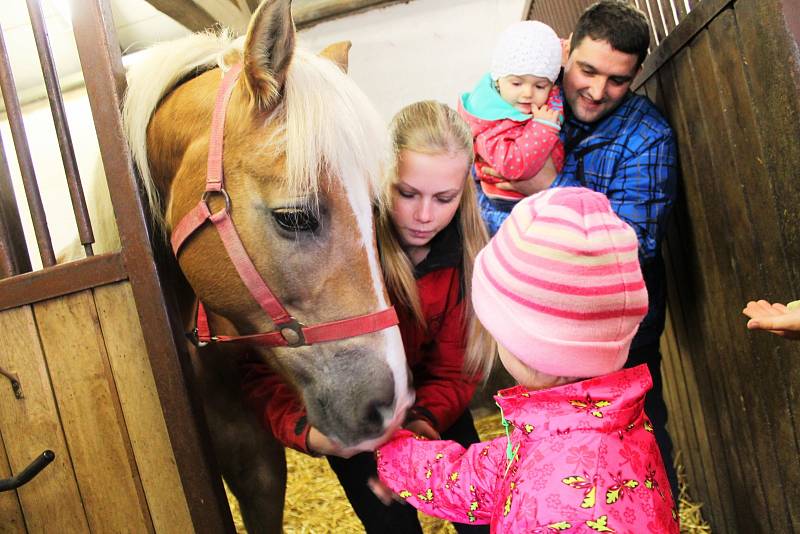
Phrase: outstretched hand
[{"left": 743, "top": 299, "right": 800, "bottom": 340}]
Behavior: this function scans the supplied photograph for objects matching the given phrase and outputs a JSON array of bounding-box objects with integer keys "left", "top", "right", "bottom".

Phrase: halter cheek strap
[{"left": 170, "top": 64, "right": 398, "bottom": 348}]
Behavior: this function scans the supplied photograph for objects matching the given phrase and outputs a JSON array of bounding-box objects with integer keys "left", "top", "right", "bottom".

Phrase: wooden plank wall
[
  {"left": 526, "top": 0, "right": 800, "bottom": 531},
  {"left": 0, "top": 281, "right": 193, "bottom": 532}
]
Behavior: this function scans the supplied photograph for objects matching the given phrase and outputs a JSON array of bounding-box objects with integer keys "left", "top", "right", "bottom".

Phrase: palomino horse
[{"left": 120, "top": 0, "right": 413, "bottom": 530}]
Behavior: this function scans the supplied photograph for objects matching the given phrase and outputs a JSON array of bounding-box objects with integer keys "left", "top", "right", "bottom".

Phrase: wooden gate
[
  {"left": 525, "top": 0, "right": 800, "bottom": 531},
  {"left": 0, "top": 1, "right": 232, "bottom": 531}
]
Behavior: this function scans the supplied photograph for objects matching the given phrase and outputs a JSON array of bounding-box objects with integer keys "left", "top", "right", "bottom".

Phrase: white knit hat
[{"left": 490, "top": 21, "right": 562, "bottom": 82}]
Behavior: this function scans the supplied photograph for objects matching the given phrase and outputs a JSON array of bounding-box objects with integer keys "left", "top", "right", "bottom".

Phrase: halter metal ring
[
  {"left": 202, "top": 188, "right": 232, "bottom": 215},
  {"left": 277, "top": 318, "right": 306, "bottom": 347}
]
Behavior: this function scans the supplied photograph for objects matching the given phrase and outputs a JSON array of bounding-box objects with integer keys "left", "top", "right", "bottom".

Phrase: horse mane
[{"left": 122, "top": 30, "right": 388, "bottom": 234}]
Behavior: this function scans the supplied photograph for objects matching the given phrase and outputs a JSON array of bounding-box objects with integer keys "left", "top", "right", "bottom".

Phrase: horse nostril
[
  {"left": 366, "top": 399, "right": 394, "bottom": 429},
  {"left": 366, "top": 405, "right": 383, "bottom": 427}
]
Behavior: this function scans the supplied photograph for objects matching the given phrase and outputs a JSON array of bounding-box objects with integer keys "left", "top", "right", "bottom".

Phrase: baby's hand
[{"left": 531, "top": 104, "right": 562, "bottom": 126}]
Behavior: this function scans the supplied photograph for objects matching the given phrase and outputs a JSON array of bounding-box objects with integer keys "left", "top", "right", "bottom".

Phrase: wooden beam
[
  {"left": 194, "top": 0, "right": 251, "bottom": 31},
  {"left": 144, "top": 0, "right": 413, "bottom": 32},
  {"left": 292, "top": 0, "right": 410, "bottom": 29},
  {"left": 521, "top": 0, "right": 534, "bottom": 21},
  {"left": 142, "top": 0, "right": 218, "bottom": 32},
  {"left": 634, "top": 0, "right": 733, "bottom": 88}
]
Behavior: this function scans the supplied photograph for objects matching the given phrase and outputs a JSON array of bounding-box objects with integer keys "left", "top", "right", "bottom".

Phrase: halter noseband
[{"left": 169, "top": 64, "right": 398, "bottom": 348}]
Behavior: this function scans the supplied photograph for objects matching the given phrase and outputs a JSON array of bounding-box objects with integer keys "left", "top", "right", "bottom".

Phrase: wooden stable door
[{"left": 0, "top": 282, "right": 193, "bottom": 532}]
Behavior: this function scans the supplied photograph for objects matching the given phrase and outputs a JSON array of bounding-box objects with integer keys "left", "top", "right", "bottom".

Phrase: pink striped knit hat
[{"left": 471, "top": 187, "right": 648, "bottom": 378}]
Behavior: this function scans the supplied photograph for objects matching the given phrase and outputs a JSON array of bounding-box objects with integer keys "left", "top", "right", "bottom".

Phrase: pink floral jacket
[{"left": 377, "top": 365, "right": 679, "bottom": 533}]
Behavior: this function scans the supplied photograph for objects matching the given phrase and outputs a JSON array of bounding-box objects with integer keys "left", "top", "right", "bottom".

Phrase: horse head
[{"left": 128, "top": 0, "right": 413, "bottom": 448}]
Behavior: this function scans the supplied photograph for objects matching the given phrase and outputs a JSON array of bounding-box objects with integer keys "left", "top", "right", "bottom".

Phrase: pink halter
[{"left": 170, "top": 64, "right": 398, "bottom": 347}]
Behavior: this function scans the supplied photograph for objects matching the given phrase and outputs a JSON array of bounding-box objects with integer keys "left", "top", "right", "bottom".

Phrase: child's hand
[
  {"left": 743, "top": 299, "right": 800, "bottom": 340},
  {"left": 404, "top": 419, "right": 440, "bottom": 440},
  {"left": 368, "top": 477, "right": 402, "bottom": 506},
  {"left": 307, "top": 426, "right": 360, "bottom": 458},
  {"left": 531, "top": 104, "right": 562, "bottom": 125}
]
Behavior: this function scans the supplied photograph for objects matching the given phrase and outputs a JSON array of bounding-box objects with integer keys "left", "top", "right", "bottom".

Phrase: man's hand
[
  {"left": 743, "top": 299, "right": 800, "bottom": 340},
  {"left": 490, "top": 156, "right": 558, "bottom": 197}
]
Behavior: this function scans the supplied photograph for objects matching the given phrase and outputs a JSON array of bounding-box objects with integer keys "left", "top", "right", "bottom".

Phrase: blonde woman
[{"left": 240, "top": 101, "right": 492, "bottom": 533}]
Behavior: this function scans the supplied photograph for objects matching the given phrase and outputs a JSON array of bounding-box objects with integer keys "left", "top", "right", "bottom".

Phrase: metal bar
[
  {"left": 635, "top": 0, "right": 734, "bottom": 88},
  {"left": 0, "top": 130, "right": 31, "bottom": 278},
  {"left": 0, "top": 216, "right": 15, "bottom": 278},
  {"left": 0, "top": 450, "right": 55, "bottom": 492},
  {"left": 668, "top": 0, "right": 682, "bottom": 26},
  {"left": 0, "top": 26, "right": 55, "bottom": 267},
  {"left": 0, "top": 252, "right": 127, "bottom": 311},
  {"left": 68, "top": 1, "right": 235, "bottom": 531},
  {"left": 643, "top": 0, "right": 663, "bottom": 46},
  {"left": 656, "top": 0, "right": 676, "bottom": 34},
  {"left": 674, "top": 0, "right": 689, "bottom": 19},
  {"left": 25, "top": 0, "right": 95, "bottom": 257}
]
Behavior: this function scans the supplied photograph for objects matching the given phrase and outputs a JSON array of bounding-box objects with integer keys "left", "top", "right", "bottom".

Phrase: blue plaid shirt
[{"left": 553, "top": 92, "right": 678, "bottom": 347}]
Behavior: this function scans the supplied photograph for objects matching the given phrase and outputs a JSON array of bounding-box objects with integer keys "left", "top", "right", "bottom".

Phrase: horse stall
[
  {"left": 2, "top": 0, "right": 799, "bottom": 533},
  {"left": 524, "top": 0, "right": 800, "bottom": 532},
  {"left": 0, "top": 1, "right": 233, "bottom": 532}
]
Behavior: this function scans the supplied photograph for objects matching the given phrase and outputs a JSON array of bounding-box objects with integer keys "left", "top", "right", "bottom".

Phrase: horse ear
[
  {"left": 243, "top": 0, "right": 295, "bottom": 110},
  {"left": 319, "top": 41, "right": 352, "bottom": 73}
]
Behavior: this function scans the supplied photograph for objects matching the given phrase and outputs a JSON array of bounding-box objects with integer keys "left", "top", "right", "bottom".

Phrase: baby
[{"left": 459, "top": 21, "right": 565, "bottom": 235}]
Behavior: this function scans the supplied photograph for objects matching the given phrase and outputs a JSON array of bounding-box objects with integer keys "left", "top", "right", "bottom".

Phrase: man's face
[{"left": 563, "top": 37, "right": 640, "bottom": 123}]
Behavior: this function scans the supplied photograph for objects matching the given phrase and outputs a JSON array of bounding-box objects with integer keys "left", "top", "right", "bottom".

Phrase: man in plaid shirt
[{"left": 500, "top": 1, "right": 679, "bottom": 497}]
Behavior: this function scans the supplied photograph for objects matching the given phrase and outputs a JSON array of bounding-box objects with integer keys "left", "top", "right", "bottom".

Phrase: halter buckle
[
  {"left": 187, "top": 328, "right": 217, "bottom": 348},
  {"left": 277, "top": 318, "right": 306, "bottom": 347}
]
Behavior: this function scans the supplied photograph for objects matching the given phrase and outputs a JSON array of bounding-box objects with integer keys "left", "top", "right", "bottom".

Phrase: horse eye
[{"left": 272, "top": 208, "right": 319, "bottom": 233}]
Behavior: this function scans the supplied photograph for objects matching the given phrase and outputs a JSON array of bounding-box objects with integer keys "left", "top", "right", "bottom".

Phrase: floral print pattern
[{"left": 377, "top": 365, "right": 678, "bottom": 533}]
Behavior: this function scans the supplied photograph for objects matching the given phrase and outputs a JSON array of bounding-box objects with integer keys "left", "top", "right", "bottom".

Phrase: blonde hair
[{"left": 377, "top": 100, "right": 495, "bottom": 378}]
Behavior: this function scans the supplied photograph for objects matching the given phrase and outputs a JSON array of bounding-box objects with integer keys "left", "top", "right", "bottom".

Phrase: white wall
[
  {"left": 300, "top": 0, "right": 527, "bottom": 120},
  {"left": 2, "top": 0, "right": 526, "bottom": 268}
]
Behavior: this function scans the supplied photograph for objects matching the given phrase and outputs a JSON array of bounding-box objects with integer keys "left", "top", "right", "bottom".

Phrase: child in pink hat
[{"left": 374, "top": 187, "right": 679, "bottom": 533}]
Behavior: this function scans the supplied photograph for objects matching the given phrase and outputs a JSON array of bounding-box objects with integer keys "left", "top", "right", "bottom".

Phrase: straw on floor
[{"left": 227, "top": 413, "right": 711, "bottom": 533}]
